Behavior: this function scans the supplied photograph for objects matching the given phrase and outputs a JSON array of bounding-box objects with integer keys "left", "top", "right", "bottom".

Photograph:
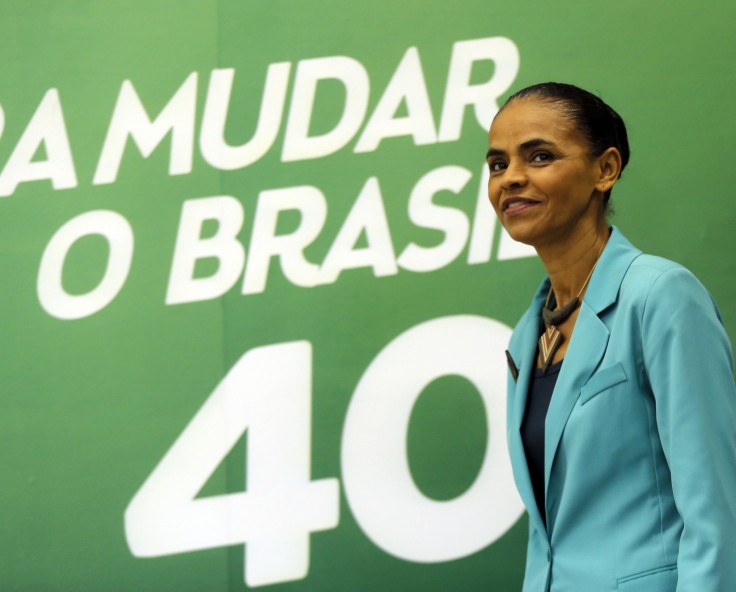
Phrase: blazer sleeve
[{"left": 641, "top": 266, "right": 736, "bottom": 590}]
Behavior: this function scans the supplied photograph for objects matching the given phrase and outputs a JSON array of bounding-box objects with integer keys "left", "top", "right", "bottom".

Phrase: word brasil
[{"left": 37, "top": 164, "right": 535, "bottom": 319}]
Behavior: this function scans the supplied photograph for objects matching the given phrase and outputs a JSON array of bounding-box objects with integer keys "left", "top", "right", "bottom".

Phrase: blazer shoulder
[
  {"left": 625, "top": 254, "right": 711, "bottom": 298},
  {"left": 629, "top": 253, "right": 686, "bottom": 275},
  {"left": 618, "top": 254, "right": 722, "bottom": 328}
]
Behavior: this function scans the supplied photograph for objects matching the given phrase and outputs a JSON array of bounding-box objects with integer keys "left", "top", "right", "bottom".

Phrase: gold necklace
[{"left": 538, "top": 258, "right": 599, "bottom": 372}]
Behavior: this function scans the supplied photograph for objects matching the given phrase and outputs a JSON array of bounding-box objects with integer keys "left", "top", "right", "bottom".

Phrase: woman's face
[{"left": 487, "top": 97, "right": 607, "bottom": 249}]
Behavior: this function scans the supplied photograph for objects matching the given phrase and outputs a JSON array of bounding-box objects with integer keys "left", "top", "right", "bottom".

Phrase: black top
[{"left": 520, "top": 359, "right": 563, "bottom": 527}]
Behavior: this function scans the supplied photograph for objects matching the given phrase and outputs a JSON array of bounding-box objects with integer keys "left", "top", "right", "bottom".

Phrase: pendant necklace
[{"left": 538, "top": 257, "right": 599, "bottom": 372}]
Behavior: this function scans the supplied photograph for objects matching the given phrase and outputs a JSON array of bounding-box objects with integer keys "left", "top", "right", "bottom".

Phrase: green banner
[{"left": 2, "top": 2, "right": 734, "bottom": 590}]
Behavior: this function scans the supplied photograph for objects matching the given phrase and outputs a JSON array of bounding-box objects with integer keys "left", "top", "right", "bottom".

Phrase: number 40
[{"left": 124, "top": 315, "right": 524, "bottom": 587}]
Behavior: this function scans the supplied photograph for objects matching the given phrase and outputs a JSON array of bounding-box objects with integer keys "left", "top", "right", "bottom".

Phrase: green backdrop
[{"left": 2, "top": 2, "right": 734, "bottom": 591}]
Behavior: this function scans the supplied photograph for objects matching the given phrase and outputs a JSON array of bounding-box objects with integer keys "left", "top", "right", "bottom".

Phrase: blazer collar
[{"left": 578, "top": 226, "right": 641, "bottom": 314}]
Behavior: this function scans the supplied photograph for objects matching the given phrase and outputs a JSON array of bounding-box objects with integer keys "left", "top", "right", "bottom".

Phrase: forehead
[{"left": 488, "top": 97, "right": 585, "bottom": 150}]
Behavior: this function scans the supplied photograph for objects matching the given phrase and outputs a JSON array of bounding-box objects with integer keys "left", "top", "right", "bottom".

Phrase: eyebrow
[{"left": 486, "top": 137, "right": 554, "bottom": 161}]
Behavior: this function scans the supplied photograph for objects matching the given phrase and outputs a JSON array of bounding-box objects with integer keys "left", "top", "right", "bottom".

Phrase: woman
[{"left": 488, "top": 83, "right": 736, "bottom": 591}]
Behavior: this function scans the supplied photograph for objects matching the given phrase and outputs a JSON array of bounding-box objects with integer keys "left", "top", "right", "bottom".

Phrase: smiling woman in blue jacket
[{"left": 487, "top": 82, "right": 736, "bottom": 592}]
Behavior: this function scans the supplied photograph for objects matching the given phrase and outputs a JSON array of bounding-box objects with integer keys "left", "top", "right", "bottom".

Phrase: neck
[{"left": 537, "top": 220, "right": 610, "bottom": 307}]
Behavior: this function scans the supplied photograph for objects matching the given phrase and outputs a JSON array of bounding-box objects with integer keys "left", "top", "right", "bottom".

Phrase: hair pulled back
[{"left": 502, "top": 82, "right": 630, "bottom": 211}]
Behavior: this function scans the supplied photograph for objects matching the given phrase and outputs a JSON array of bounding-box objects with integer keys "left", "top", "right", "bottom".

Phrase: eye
[
  {"left": 531, "top": 152, "right": 554, "bottom": 164},
  {"left": 488, "top": 159, "right": 507, "bottom": 173}
]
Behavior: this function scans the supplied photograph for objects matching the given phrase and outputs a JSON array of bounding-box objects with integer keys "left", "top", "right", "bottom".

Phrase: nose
[{"left": 500, "top": 159, "right": 527, "bottom": 190}]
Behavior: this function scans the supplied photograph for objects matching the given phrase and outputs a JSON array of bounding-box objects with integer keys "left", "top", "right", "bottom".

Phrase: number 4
[{"left": 124, "top": 341, "right": 339, "bottom": 587}]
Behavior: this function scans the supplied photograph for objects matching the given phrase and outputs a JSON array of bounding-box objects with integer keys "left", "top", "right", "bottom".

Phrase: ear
[{"left": 594, "top": 147, "right": 622, "bottom": 193}]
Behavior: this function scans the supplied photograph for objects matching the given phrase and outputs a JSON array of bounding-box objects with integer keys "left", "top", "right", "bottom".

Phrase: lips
[{"left": 501, "top": 196, "right": 540, "bottom": 214}]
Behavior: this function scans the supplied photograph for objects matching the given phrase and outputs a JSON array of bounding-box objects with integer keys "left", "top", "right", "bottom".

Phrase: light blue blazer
[{"left": 506, "top": 228, "right": 736, "bottom": 591}]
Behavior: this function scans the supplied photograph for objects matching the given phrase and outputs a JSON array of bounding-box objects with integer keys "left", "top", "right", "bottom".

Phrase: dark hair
[{"left": 501, "top": 82, "right": 630, "bottom": 212}]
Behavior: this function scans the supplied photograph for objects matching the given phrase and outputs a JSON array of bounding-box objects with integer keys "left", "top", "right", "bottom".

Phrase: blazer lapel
[
  {"left": 507, "top": 227, "right": 642, "bottom": 534},
  {"left": 543, "top": 303, "right": 609, "bottom": 503},
  {"left": 508, "top": 285, "right": 548, "bottom": 534},
  {"left": 542, "top": 227, "right": 642, "bottom": 530}
]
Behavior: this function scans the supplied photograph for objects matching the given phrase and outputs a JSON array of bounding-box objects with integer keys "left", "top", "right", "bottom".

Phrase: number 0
[{"left": 341, "top": 315, "right": 524, "bottom": 561}]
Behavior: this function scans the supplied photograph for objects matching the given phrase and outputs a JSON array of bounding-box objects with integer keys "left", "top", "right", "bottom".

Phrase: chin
[{"left": 500, "top": 221, "right": 539, "bottom": 247}]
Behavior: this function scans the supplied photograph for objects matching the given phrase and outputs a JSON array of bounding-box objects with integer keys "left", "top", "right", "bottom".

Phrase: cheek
[
  {"left": 537, "top": 171, "right": 578, "bottom": 202},
  {"left": 487, "top": 179, "right": 501, "bottom": 211}
]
